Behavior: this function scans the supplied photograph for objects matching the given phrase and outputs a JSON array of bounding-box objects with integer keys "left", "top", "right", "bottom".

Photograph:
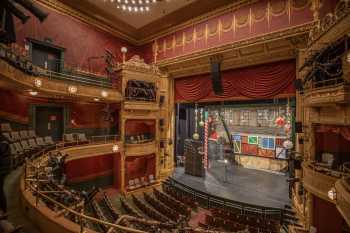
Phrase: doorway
[{"left": 35, "top": 106, "right": 64, "bottom": 141}]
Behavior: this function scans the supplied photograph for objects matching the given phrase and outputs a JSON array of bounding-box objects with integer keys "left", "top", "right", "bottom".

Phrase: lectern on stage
[{"left": 184, "top": 139, "right": 205, "bottom": 177}]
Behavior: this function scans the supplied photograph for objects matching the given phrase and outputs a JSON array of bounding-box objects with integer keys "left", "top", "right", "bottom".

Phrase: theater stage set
[{"left": 0, "top": 0, "right": 350, "bottom": 233}]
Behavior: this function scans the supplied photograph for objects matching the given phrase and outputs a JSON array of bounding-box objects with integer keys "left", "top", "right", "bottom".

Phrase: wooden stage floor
[{"left": 172, "top": 162, "right": 290, "bottom": 209}]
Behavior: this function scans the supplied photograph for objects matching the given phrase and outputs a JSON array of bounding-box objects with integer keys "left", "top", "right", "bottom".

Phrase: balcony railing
[
  {"left": 303, "top": 161, "right": 349, "bottom": 201},
  {"left": 0, "top": 44, "right": 114, "bottom": 89}
]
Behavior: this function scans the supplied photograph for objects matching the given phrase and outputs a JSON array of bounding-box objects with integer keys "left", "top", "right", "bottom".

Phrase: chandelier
[{"left": 108, "top": 0, "right": 158, "bottom": 12}]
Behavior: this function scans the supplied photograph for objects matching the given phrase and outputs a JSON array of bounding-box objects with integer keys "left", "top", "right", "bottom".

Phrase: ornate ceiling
[{"left": 55, "top": 0, "right": 236, "bottom": 43}]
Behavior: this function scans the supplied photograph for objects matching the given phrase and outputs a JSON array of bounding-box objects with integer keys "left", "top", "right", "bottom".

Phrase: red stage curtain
[{"left": 175, "top": 60, "right": 296, "bottom": 102}]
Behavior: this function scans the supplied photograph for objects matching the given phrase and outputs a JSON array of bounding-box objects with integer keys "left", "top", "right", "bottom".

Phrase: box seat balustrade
[
  {"left": 335, "top": 163, "right": 350, "bottom": 226},
  {"left": 302, "top": 161, "right": 349, "bottom": 202}
]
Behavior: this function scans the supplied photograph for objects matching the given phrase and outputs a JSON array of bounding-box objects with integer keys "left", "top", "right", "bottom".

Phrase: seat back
[
  {"left": 20, "top": 130, "right": 29, "bottom": 139},
  {"left": 134, "top": 178, "right": 140, "bottom": 185},
  {"left": 78, "top": 133, "right": 87, "bottom": 142},
  {"left": 11, "top": 132, "right": 20, "bottom": 141},
  {"left": 129, "top": 179, "right": 135, "bottom": 186},
  {"left": 10, "top": 144, "right": 17, "bottom": 154},
  {"left": 1, "top": 123, "right": 12, "bottom": 132},
  {"left": 36, "top": 137, "right": 45, "bottom": 146},
  {"left": 20, "top": 140, "right": 30, "bottom": 150},
  {"left": 64, "top": 134, "right": 75, "bottom": 142},
  {"left": 149, "top": 174, "right": 154, "bottom": 181},
  {"left": 2, "top": 133, "right": 12, "bottom": 142},
  {"left": 28, "top": 130, "right": 36, "bottom": 138},
  {"left": 28, "top": 139, "right": 37, "bottom": 147},
  {"left": 44, "top": 136, "right": 54, "bottom": 145},
  {"left": 14, "top": 142, "right": 24, "bottom": 152}
]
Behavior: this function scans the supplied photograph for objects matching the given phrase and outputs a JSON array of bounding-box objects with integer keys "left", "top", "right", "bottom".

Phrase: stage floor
[{"left": 172, "top": 163, "right": 290, "bottom": 209}]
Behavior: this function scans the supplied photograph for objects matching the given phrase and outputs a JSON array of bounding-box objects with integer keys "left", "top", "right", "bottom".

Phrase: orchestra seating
[
  {"left": 162, "top": 182, "right": 199, "bottom": 209},
  {"left": 131, "top": 194, "right": 170, "bottom": 223},
  {"left": 153, "top": 188, "right": 191, "bottom": 218},
  {"left": 143, "top": 192, "right": 181, "bottom": 222},
  {"left": 204, "top": 208, "right": 280, "bottom": 233}
]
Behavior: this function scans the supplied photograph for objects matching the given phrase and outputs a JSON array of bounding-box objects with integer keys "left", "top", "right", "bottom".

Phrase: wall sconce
[
  {"left": 34, "top": 78, "right": 42, "bottom": 88},
  {"left": 29, "top": 90, "right": 38, "bottom": 96},
  {"left": 112, "top": 144, "right": 119, "bottom": 152},
  {"left": 328, "top": 187, "right": 337, "bottom": 201},
  {"left": 68, "top": 85, "right": 77, "bottom": 94},
  {"left": 101, "top": 90, "right": 108, "bottom": 98},
  {"left": 121, "top": 46, "right": 128, "bottom": 63}
]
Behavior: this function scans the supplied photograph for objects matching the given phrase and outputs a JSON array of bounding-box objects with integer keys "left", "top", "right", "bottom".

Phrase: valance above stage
[{"left": 175, "top": 60, "right": 296, "bottom": 102}]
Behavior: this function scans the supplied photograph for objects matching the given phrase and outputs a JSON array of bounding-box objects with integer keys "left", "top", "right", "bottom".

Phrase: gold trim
[
  {"left": 270, "top": 0, "right": 288, "bottom": 17},
  {"left": 221, "top": 15, "right": 234, "bottom": 32}
]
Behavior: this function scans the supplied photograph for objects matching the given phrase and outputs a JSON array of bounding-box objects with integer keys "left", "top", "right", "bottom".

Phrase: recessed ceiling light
[{"left": 94, "top": 97, "right": 100, "bottom": 102}]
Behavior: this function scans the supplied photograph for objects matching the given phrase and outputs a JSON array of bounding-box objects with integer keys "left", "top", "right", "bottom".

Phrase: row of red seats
[
  {"left": 162, "top": 184, "right": 198, "bottom": 209},
  {"left": 153, "top": 188, "right": 191, "bottom": 218},
  {"left": 211, "top": 208, "right": 280, "bottom": 232},
  {"left": 132, "top": 195, "right": 169, "bottom": 223},
  {"left": 143, "top": 192, "right": 180, "bottom": 222},
  {"left": 205, "top": 214, "right": 279, "bottom": 233}
]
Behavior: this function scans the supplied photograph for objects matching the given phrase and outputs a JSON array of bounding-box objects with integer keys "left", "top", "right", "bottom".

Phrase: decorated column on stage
[{"left": 204, "top": 110, "right": 209, "bottom": 169}]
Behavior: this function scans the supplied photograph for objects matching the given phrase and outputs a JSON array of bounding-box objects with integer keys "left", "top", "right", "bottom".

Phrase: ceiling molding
[
  {"left": 34, "top": 0, "right": 139, "bottom": 44},
  {"left": 35, "top": 0, "right": 253, "bottom": 45}
]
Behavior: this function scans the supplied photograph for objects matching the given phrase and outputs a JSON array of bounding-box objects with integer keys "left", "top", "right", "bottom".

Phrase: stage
[{"left": 172, "top": 162, "right": 290, "bottom": 209}]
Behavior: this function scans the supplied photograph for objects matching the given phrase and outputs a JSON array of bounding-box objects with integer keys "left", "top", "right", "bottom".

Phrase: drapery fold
[
  {"left": 175, "top": 60, "right": 296, "bottom": 102},
  {"left": 316, "top": 125, "right": 350, "bottom": 141}
]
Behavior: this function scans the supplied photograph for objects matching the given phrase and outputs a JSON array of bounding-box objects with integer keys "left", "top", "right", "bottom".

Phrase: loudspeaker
[
  {"left": 159, "top": 95, "right": 165, "bottom": 105},
  {"left": 159, "top": 119, "right": 164, "bottom": 127},
  {"left": 294, "top": 160, "right": 302, "bottom": 170},
  {"left": 295, "top": 122, "right": 303, "bottom": 133},
  {"left": 210, "top": 62, "right": 223, "bottom": 95},
  {"left": 294, "top": 79, "right": 303, "bottom": 91}
]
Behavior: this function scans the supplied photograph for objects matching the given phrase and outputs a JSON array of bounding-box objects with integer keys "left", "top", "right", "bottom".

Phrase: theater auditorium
[{"left": 0, "top": 0, "right": 349, "bottom": 233}]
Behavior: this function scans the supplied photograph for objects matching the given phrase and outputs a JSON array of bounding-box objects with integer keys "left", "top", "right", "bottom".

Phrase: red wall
[
  {"left": 64, "top": 152, "right": 121, "bottom": 187},
  {"left": 0, "top": 89, "right": 116, "bottom": 129},
  {"left": 125, "top": 154, "right": 155, "bottom": 186},
  {"left": 313, "top": 195, "right": 344, "bottom": 233},
  {"left": 14, "top": 5, "right": 135, "bottom": 74},
  {"left": 124, "top": 119, "right": 155, "bottom": 136}
]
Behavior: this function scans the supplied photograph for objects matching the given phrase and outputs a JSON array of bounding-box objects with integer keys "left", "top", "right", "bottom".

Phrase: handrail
[
  {"left": 306, "top": 161, "right": 350, "bottom": 178},
  {"left": 25, "top": 183, "right": 145, "bottom": 233},
  {"left": 166, "top": 177, "right": 286, "bottom": 224},
  {"left": 90, "top": 135, "right": 120, "bottom": 144},
  {"left": 22, "top": 139, "right": 147, "bottom": 233},
  {"left": 40, "top": 69, "right": 113, "bottom": 88}
]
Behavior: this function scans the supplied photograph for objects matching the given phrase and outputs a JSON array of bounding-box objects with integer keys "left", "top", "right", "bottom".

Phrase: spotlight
[{"left": 94, "top": 97, "right": 100, "bottom": 102}]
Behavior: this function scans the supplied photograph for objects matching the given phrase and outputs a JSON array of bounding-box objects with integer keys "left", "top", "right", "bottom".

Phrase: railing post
[{"left": 80, "top": 203, "right": 85, "bottom": 233}]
